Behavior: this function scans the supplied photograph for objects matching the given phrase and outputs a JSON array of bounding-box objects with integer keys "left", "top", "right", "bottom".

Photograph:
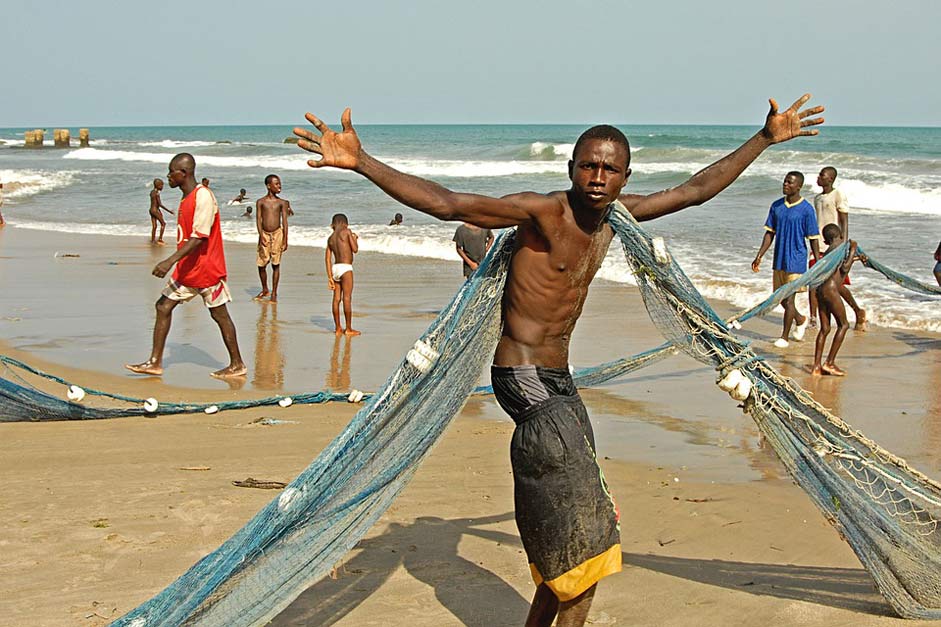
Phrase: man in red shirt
[{"left": 126, "top": 153, "right": 247, "bottom": 379}]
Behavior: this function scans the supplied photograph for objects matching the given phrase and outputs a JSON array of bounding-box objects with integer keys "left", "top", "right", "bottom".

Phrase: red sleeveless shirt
[{"left": 173, "top": 185, "right": 227, "bottom": 287}]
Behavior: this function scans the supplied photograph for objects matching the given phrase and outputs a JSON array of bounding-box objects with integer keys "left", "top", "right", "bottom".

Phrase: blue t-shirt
[{"left": 764, "top": 197, "right": 820, "bottom": 273}]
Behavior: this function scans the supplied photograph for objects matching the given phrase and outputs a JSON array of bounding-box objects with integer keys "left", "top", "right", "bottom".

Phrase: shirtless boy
[
  {"left": 149, "top": 178, "right": 174, "bottom": 244},
  {"left": 326, "top": 213, "right": 360, "bottom": 336},
  {"left": 295, "top": 94, "right": 823, "bottom": 626},
  {"left": 255, "top": 174, "right": 290, "bottom": 302},
  {"left": 811, "top": 224, "right": 864, "bottom": 376},
  {"left": 231, "top": 188, "right": 248, "bottom": 204}
]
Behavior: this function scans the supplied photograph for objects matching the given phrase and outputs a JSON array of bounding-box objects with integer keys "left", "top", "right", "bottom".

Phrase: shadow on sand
[{"left": 271, "top": 513, "right": 893, "bottom": 625}]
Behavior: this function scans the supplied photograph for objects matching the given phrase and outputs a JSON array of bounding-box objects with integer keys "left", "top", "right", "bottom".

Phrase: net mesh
[{"left": 609, "top": 202, "right": 941, "bottom": 619}]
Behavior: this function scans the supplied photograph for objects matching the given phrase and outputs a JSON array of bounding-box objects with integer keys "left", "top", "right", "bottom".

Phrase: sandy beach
[{"left": 2, "top": 224, "right": 941, "bottom": 626}]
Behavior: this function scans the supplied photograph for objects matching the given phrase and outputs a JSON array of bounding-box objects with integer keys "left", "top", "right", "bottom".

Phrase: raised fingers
[
  {"left": 799, "top": 115, "right": 824, "bottom": 128},
  {"left": 341, "top": 107, "right": 353, "bottom": 132},
  {"left": 305, "top": 112, "right": 331, "bottom": 132},
  {"left": 296, "top": 138, "right": 323, "bottom": 155},
  {"left": 786, "top": 93, "right": 812, "bottom": 112},
  {"left": 798, "top": 105, "right": 825, "bottom": 119}
]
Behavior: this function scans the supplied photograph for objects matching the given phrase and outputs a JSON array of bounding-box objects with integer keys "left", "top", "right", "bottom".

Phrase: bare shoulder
[{"left": 503, "top": 190, "right": 565, "bottom": 215}]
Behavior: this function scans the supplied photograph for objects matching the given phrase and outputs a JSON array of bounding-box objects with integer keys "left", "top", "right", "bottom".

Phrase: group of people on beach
[
  {"left": 751, "top": 166, "right": 867, "bottom": 377},
  {"left": 120, "top": 93, "right": 927, "bottom": 627}
]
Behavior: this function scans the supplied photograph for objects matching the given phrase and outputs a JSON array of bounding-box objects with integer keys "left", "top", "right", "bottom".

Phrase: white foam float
[
  {"left": 66, "top": 385, "right": 86, "bottom": 402},
  {"left": 278, "top": 397, "right": 293, "bottom": 408},
  {"left": 204, "top": 405, "right": 220, "bottom": 414},
  {"left": 347, "top": 389, "right": 364, "bottom": 403},
  {"left": 143, "top": 397, "right": 159, "bottom": 412}
]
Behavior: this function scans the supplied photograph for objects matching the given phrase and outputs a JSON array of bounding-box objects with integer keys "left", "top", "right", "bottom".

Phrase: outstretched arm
[
  {"left": 294, "top": 109, "right": 551, "bottom": 229},
  {"left": 626, "top": 94, "right": 824, "bottom": 222}
]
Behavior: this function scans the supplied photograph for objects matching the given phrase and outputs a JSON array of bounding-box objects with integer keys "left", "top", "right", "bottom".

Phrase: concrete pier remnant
[{"left": 54, "top": 129, "right": 71, "bottom": 148}]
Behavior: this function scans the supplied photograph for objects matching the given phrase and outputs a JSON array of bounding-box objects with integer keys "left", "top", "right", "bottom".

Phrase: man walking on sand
[
  {"left": 752, "top": 171, "right": 822, "bottom": 349},
  {"left": 811, "top": 166, "right": 866, "bottom": 330},
  {"left": 126, "top": 153, "right": 246, "bottom": 379},
  {"left": 254, "top": 174, "right": 290, "bottom": 302},
  {"left": 295, "top": 94, "right": 823, "bottom": 627},
  {"left": 326, "top": 213, "right": 360, "bottom": 336}
]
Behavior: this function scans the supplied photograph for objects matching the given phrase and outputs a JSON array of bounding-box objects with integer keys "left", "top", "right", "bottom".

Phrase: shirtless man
[
  {"left": 149, "top": 178, "right": 174, "bottom": 244},
  {"left": 231, "top": 188, "right": 248, "bottom": 204},
  {"left": 126, "top": 153, "right": 246, "bottom": 379},
  {"left": 295, "top": 94, "right": 823, "bottom": 626},
  {"left": 810, "top": 166, "right": 866, "bottom": 330},
  {"left": 811, "top": 224, "right": 865, "bottom": 376},
  {"left": 325, "top": 213, "right": 360, "bottom": 336},
  {"left": 254, "top": 174, "right": 290, "bottom": 302}
]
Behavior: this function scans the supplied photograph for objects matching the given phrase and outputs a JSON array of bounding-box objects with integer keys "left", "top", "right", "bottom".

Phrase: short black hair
[
  {"left": 265, "top": 174, "right": 279, "bottom": 186},
  {"left": 822, "top": 222, "right": 842, "bottom": 243},
  {"left": 821, "top": 166, "right": 838, "bottom": 180},
  {"left": 573, "top": 125, "right": 631, "bottom": 166},
  {"left": 786, "top": 170, "right": 805, "bottom": 186},
  {"left": 331, "top": 213, "right": 348, "bottom": 226}
]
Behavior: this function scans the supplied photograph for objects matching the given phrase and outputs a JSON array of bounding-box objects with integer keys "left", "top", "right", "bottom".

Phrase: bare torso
[
  {"left": 149, "top": 190, "right": 161, "bottom": 217},
  {"left": 256, "top": 195, "right": 288, "bottom": 232},
  {"left": 494, "top": 192, "right": 614, "bottom": 368},
  {"left": 328, "top": 227, "right": 356, "bottom": 264}
]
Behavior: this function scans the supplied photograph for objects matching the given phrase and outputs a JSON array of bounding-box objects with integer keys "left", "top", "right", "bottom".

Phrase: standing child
[
  {"left": 149, "top": 178, "right": 174, "bottom": 244},
  {"left": 254, "top": 174, "right": 290, "bottom": 302},
  {"left": 811, "top": 224, "right": 865, "bottom": 376},
  {"left": 326, "top": 213, "right": 360, "bottom": 336}
]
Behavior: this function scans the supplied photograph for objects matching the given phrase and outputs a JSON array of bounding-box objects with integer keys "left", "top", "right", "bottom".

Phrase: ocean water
[{"left": 1, "top": 124, "right": 939, "bottom": 332}]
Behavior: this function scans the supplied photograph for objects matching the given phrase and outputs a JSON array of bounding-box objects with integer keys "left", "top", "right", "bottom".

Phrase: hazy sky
[{"left": 2, "top": 0, "right": 937, "bottom": 127}]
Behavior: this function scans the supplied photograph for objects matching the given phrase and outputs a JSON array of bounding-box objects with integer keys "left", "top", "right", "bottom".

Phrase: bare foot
[
  {"left": 270, "top": 293, "right": 278, "bottom": 303},
  {"left": 810, "top": 365, "right": 823, "bottom": 376},
  {"left": 855, "top": 310, "right": 868, "bottom": 331},
  {"left": 210, "top": 364, "right": 248, "bottom": 379},
  {"left": 345, "top": 329, "right": 362, "bottom": 337},
  {"left": 125, "top": 360, "right": 163, "bottom": 376},
  {"left": 809, "top": 317, "right": 818, "bottom": 329},
  {"left": 335, "top": 328, "right": 344, "bottom": 336},
  {"left": 253, "top": 290, "right": 269, "bottom": 301},
  {"left": 821, "top": 363, "right": 846, "bottom": 377},
  {"left": 156, "top": 240, "right": 167, "bottom": 246}
]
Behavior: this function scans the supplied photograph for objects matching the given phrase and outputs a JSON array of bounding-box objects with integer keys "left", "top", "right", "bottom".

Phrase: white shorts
[
  {"left": 332, "top": 263, "right": 353, "bottom": 281},
  {"left": 162, "top": 277, "right": 232, "bottom": 308}
]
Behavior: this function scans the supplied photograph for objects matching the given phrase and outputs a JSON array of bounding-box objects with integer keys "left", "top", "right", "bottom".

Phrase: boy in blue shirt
[{"left": 751, "top": 171, "right": 821, "bottom": 348}]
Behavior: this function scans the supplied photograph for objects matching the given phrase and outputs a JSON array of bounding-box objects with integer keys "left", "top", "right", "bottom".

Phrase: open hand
[
  {"left": 294, "top": 108, "right": 362, "bottom": 170},
  {"left": 762, "top": 94, "right": 825, "bottom": 144}
]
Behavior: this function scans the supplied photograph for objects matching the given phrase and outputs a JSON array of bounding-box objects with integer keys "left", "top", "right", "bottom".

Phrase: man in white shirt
[{"left": 812, "top": 166, "right": 866, "bottom": 330}]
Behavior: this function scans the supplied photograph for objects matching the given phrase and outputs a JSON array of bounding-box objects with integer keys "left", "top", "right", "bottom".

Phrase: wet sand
[{"left": 1, "top": 224, "right": 941, "bottom": 626}]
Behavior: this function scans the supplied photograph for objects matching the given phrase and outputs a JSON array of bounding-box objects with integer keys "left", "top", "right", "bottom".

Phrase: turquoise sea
[{"left": 1, "top": 124, "right": 939, "bottom": 331}]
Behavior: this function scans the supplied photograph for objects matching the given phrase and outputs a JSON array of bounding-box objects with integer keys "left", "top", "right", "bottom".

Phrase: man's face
[
  {"left": 782, "top": 174, "right": 802, "bottom": 196},
  {"left": 568, "top": 139, "right": 630, "bottom": 211},
  {"left": 816, "top": 169, "right": 833, "bottom": 188},
  {"left": 267, "top": 177, "right": 281, "bottom": 194},
  {"left": 167, "top": 165, "right": 185, "bottom": 189}
]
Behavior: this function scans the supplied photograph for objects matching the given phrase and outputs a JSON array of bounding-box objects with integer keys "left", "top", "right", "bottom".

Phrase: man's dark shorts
[{"left": 491, "top": 364, "right": 621, "bottom": 601}]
